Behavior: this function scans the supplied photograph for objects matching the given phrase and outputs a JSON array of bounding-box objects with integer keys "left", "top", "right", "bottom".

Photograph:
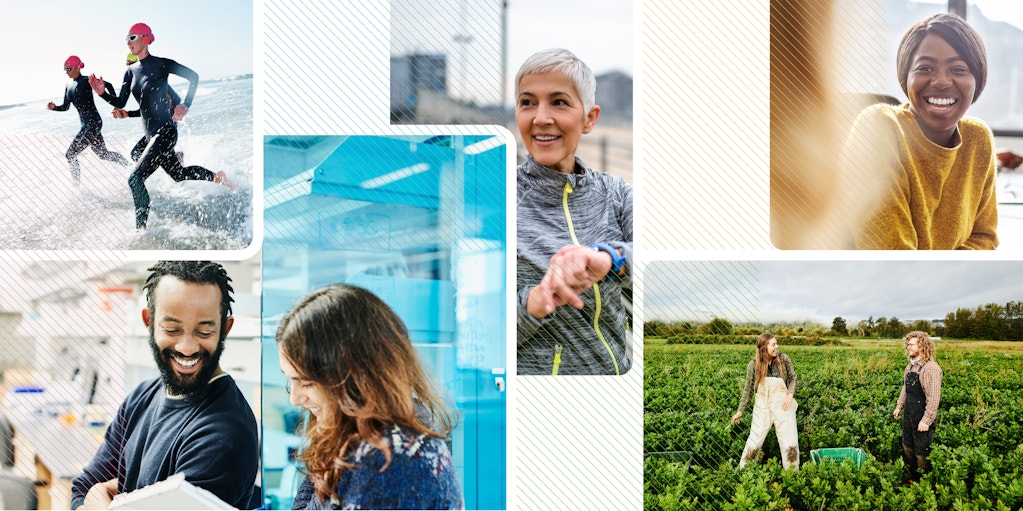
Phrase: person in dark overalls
[{"left": 893, "top": 331, "right": 943, "bottom": 482}]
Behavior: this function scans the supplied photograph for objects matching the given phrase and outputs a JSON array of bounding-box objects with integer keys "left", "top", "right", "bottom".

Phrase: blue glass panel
[{"left": 262, "top": 135, "right": 506, "bottom": 510}]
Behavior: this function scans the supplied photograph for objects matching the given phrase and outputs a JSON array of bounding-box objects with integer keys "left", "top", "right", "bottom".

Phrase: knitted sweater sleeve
[
  {"left": 845, "top": 107, "right": 919, "bottom": 249},
  {"left": 292, "top": 476, "right": 317, "bottom": 509},
  {"left": 317, "top": 436, "right": 463, "bottom": 510},
  {"left": 959, "top": 134, "right": 998, "bottom": 250}
]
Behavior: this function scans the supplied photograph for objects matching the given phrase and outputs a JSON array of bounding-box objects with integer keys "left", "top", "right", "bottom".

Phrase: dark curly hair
[{"left": 142, "top": 261, "right": 235, "bottom": 328}]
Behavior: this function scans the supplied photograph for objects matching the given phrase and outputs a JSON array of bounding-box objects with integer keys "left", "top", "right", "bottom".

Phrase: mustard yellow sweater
[{"left": 842, "top": 104, "right": 998, "bottom": 250}]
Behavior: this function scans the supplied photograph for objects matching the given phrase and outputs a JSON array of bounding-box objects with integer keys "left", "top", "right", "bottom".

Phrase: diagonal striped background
[
  {"left": 640, "top": 0, "right": 770, "bottom": 253},
  {"left": 769, "top": 0, "right": 889, "bottom": 249},
  {"left": 264, "top": 0, "right": 391, "bottom": 134}
]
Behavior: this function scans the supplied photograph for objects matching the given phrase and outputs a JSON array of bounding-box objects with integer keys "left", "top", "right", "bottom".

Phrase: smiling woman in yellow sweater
[{"left": 842, "top": 13, "right": 997, "bottom": 250}]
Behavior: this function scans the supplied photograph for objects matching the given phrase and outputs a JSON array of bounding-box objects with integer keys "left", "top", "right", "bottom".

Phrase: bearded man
[{"left": 71, "top": 261, "right": 258, "bottom": 509}]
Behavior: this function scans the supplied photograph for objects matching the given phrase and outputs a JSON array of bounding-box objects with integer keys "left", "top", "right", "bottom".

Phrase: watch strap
[{"left": 589, "top": 243, "right": 625, "bottom": 283}]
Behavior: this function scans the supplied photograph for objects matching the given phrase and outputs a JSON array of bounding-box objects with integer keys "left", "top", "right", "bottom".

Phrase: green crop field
[{"left": 644, "top": 340, "right": 1023, "bottom": 510}]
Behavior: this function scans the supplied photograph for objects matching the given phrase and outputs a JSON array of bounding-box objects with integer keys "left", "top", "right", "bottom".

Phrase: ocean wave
[
  {"left": 209, "top": 74, "right": 254, "bottom": 82},
  {"left": 0, "top": 77, "right": 253, "bottom": 251}
]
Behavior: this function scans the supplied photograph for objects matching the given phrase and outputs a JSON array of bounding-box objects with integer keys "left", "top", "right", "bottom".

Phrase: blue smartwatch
[{"left": 589, "top": 243, "right": 626, "bottom": 283}]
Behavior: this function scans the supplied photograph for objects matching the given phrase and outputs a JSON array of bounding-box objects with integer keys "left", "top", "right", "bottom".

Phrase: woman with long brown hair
[
  {"left": 730, "top": 333, "right": 800, "bottom": 470},
  {"left": 276, "top": 284, "right": 462, "bottom": 509}
]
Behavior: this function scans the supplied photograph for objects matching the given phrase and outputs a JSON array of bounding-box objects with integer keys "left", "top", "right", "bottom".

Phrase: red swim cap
[
  {"left": 64, "top": 55, "right": 84, "bottom": 69},
  {"left": 128, "top": 22, "right": 154, "bottom": 44}
]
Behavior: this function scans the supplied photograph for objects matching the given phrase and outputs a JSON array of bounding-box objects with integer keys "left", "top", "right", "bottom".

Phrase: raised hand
[
  {"left": 172, "top": 104, "right": 188, "bottom": 122},
  {"left": 526, "top": 245, "right": 613, "bottom": 318},
  {"left": 88, "top": 74, "right": 106, "bottom": 96}
]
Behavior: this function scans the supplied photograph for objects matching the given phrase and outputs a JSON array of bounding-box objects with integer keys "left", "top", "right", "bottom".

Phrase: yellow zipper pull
[{"left": 552, "top": 343, "right": 562, "bottom": 376}]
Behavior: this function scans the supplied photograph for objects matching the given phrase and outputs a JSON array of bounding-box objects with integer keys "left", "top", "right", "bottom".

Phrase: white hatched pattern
[{"left": 640, "top": 0, "right": 770, "bottom": 251}]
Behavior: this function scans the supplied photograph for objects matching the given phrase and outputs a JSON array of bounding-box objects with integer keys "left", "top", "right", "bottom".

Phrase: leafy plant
[{"left": 645, "top": 343, "right": 1023, "bottom": 509}]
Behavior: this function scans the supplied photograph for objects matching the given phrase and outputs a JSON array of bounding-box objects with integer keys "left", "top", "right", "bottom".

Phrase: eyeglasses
[{"left": 126, "top": 34, "right": 147, "bottom": 42}]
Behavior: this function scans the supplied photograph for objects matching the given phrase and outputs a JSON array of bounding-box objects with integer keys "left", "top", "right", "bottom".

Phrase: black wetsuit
[
  {"left": 99, "top": 55, "right": 215, "bottom": 229},
  {"left": 126, "top": 87, "right": 181, "bottom": 162},
  {"left": 53, "top": 75, "right": 128, "bottom": 184}
]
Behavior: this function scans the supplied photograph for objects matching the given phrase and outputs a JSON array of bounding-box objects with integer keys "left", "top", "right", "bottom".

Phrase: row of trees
[
  {"left": 831, "top": 316, "right": 935, "bottom": 338},
  {"left": 943, "top": 301, "right": 1023, "bottom": 341},
  {"left": 643, "top": 317, "right": 925, "bottom": 340},
  {"left": 644, "top": 318, "right": 831, "bottom": 339},
  {"left": 646, "top": 299, "right": 1023, "bottom": 341}
]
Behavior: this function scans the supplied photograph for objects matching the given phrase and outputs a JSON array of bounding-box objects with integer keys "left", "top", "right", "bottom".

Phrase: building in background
[
  {"left": 596, "top": 71, "right": 634, "bottom": 121},
  {"left": 391, "top": 54, "right": 448, "bottom": 121}
]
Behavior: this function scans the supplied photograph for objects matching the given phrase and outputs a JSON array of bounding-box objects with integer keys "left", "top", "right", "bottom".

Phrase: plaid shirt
[{"left": 895, "top": 360, "right": 943, "bottom": 428}]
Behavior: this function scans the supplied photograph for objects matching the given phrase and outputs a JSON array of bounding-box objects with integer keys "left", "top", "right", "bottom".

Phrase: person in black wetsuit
[
  {"left": 47, "top": 55, "right": 129, "bottom": 186},
  {"left": 111, "top": 53, "right": 184, "bottom": 166},
  {"left": 89, "top": 23, "right": 232, "bottom": 230}
]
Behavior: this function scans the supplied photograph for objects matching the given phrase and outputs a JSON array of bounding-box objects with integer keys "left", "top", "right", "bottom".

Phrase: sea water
[{"left": 0, "top": 75, "right": 253, "bottom": 251}]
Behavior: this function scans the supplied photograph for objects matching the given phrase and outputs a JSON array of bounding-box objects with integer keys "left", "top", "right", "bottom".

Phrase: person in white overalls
[{"left": 731, "top": 333, "right": 800, "bottom": 470}]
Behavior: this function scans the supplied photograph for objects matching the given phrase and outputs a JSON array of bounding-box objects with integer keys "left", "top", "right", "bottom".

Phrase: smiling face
[
  {"left": 767, "top": 337, "right": 779, "bottom": 358},
  {"left": 516, "top": 71, "right": 600, "bottom": 174},
  {"left": 143, "top": 276, "right": 232, "bottom": 396},
  {"left": 906, "top": 33, "right": 976, "bottom": 146},
  {"left": 278, "top": 347, "right": 330, "bottom": 421}
]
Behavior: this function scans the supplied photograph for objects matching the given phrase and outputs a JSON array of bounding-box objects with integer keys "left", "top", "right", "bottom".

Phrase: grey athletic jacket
[{"left": 517, "top": 155, "right": 633, "bottom": 375}]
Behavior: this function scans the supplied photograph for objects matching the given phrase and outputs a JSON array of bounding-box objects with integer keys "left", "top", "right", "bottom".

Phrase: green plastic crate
[{"left": 810, "top": 447, "right": 867, "bottom": 469}]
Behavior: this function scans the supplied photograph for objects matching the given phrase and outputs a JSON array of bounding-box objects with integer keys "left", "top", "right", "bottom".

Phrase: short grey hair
[{"left": 515, "top": 48, "right": 596, "bottom": 114}]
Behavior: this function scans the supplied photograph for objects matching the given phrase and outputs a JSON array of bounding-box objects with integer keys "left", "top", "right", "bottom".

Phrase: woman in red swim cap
[
  {"left": 89, "top": 22, "right": 233, "bottom": 231},
  {"left": 47, "top": 55, "right": 129, "bottom": 186}
]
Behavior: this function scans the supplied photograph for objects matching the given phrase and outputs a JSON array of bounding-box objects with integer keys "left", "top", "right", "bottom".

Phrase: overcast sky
[
  {"left": 644, "top": 260, "right": 1023, "bottom": 325},
  {"left": 917, "top": 0, "right": 1023, "bottom": 29},
  {"left": 392, "top": 0, "right": 632, "bottom": 107},
  {"left": 0, "top": 0, "right": 253, "bottom": 105}
]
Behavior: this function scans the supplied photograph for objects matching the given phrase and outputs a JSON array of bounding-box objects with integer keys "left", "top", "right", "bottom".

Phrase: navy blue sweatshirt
[{"left": 69, "top": 375, "right": 258, "bottom": 509}]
